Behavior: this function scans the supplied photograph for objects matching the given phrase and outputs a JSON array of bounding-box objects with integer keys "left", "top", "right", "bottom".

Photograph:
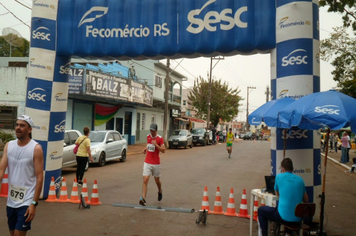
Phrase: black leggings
[{"left": 76, "top": 156, "right": 88, "bottom": 183}]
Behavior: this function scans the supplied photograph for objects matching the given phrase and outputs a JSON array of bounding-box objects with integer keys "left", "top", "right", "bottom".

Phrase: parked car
[
  {"left": 216, "top": 131, "right": 224, "bottom": 142},
  {"left": 63, "top": 130, "right": 89, "bottom": 171},
  {"left": 239, "top": 133, "right": 245, "bottom": 139},
  {"left": 191, "top": 128, "right": 209, "bottom": 146},
  {"left": 89, "top": 130, "right": 128, "bottom": 166},
  {"left": 168, "top": 129, "right": 193, "bottom": 149},
  {"left": 243, "top": 132, "right": 258, "bottom": 140}
]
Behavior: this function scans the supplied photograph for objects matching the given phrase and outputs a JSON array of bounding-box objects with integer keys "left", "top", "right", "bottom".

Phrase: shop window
[{"left": 0, "top": 106, "right": 17, "bottom": 129}]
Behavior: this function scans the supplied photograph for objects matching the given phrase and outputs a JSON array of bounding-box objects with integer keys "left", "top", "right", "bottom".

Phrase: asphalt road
[{"left": 0, "top": 140, "right": 355, "bottom": 236}]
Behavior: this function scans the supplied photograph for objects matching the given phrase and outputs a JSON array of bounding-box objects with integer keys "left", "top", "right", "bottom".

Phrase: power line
[{"left": 0, "top": 2, "right": 30, "bottom": 28}]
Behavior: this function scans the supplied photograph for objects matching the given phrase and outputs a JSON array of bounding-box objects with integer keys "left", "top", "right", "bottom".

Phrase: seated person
[{"left": 258, "top": 158, "right": 308, "bottom": 236}]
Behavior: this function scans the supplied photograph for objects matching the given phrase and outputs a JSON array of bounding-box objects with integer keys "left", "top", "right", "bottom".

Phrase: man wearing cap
[
  {"left": 0, "top": 115, "right": 44, "bottom": 235},
  {"left": 140, "top": 123, "right": 165, "bottom": 206}
]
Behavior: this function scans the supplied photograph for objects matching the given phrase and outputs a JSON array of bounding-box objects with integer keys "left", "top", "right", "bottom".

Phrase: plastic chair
[{"left": 274, "top": 203, "right": 316, "bottom": 236}]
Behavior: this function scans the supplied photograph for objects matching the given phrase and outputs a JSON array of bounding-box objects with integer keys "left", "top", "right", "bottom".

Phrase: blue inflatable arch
[{"left": 29, "top": 0, "right": 320, "bottom": 219}]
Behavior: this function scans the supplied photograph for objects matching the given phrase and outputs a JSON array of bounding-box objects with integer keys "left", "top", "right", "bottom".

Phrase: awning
[{"left": 182, "top": 116, "right": 206, "bottom": 123}]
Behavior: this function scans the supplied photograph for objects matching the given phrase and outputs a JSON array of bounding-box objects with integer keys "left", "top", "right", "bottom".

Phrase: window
[
  {"left": 0, "top": 106, "right": 17, "bottom": 129},
  {"left": 151, "top": 115, "right": 155, "bottom": 125},
  {"left": 155, "top": 75, "right": 162, "bottom": 88},
  {"left": 142, "top": 113, "right": 145, "bottom": 130},
  {"left": 183, "top": 100, "right": 186, "bottom": 106}
]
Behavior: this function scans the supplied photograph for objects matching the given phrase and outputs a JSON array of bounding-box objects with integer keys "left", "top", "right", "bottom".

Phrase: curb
[{"left": 322, "top": 153, "right": 352, "bottom": 171}]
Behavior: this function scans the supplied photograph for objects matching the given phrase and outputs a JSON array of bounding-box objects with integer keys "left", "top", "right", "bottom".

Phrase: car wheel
[
  {"left": 169, "top": 145, "right": 172, "bottom": 149},
  {"left": 184, "top": 142, "right": 187, "bottom": 149},
  {"left": 120, "top": 149, "right": 126, "bottom": 162},
  {"left": 98, "top": 152, "right": 106, "bottom": 167},
  {"left": 203, "top": 140, "right": 206, "bottom": 146}
]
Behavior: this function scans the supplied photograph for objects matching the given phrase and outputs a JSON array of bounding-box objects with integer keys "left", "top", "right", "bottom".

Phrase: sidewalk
[{"left": 322, "top": 147, "right": 355, "bottom": 172}]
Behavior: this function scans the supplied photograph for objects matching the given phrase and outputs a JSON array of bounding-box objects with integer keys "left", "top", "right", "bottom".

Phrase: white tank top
[{"left": 7, "top": 139, "right": 38, "bottom": 207}]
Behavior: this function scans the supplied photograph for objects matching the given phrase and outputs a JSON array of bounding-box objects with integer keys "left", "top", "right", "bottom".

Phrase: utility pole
[
  {"left": 265, "top": 86, "right": 270, "bottom": 102},
  {"left": 163, "top": 59, "right": 170, "bottom": 147},
  {"left": 206, "top": 56, "right": 224, "bottom": 129},
  {"left": 246, "top": 86, "right": 256, "bottom": 131}
]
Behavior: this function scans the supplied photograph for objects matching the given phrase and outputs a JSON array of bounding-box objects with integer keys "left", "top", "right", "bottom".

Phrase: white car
[
  {"left": 168, "top": 129, "right": 193, "bottom": 149},
  {"left": 63, "top": 130, "right": 89, "bottom": 171},
  {"left": 89, "top": 130, "right": 128, "bottom": 166}
]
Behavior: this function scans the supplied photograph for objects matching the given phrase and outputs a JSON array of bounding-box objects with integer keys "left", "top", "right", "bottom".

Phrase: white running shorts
[{"left": 143, "top": 162, "right": 161, "bottom": 177}]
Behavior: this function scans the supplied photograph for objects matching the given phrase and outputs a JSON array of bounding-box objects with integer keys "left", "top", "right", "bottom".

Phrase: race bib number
[
  {"left": 228, "top": 138, "right": 232, "bottom": 142},
  {"left": 9, "top": 184, "right": 27, "bottom": 203},
  {"left": 147, "top": 143, "right": 155, "bottom": 152}
]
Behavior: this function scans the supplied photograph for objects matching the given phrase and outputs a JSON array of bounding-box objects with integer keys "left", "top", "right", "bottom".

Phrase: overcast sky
[{"left": 0, "top": 1, "right": 348, "bottom": 122}]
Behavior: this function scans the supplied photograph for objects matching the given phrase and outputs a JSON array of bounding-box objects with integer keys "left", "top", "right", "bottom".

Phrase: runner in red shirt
[{"left": 140, "top": 123, "right": 166, "bottom": 206}]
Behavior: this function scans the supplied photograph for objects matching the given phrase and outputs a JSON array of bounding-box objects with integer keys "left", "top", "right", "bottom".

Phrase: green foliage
[
  {"left": 320, "top": 0, "right": 356, "bottom": 33},
  {"left": 0, "top": 130, "right": 14, "bottom": 149},
  {"left": 0, "top": 36, "right": 30, "bottom": 57},
  {"left": 320, "top": 26, "right": 356, "bottom": 97},
  {"left": 187, "top": 76, "right": 243, "bottom": 126}
]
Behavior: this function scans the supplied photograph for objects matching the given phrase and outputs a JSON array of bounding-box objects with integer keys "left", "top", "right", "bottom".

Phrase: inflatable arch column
[
  {"left": 27, "top": 1, "right": 70, "bottom": 198},
  {"left": 270, "top": 0, "right": 321, "bottom": 220}
]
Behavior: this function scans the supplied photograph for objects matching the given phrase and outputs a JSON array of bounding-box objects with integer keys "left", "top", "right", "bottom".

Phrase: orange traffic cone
[
  {"left": 68, "top": 178, "right": 80, "bottom": 203},
  {"left": 253, "top": 196, "right": 259, "bottom": 221},
  {"left": 200, "top": 186, "right": 211, "bottom": 213},
  {"left": 57, "top": 177, "right": 69, "bottom": 203},
  {"left": 45, "top": 176, "right": 57, "bottom": 202},
  {"left": 224, "top": 188, "right": 238, "bottom": 217},
  {"left": 261, "top": 198, "right": 265, "bottom": 207},
  {"left": 88, "top": 180, "right": 102, "bottom": 205},
  {"left": 237, "top": 189, "right": 250, "bottom": 219},
  {"left": 0, "top": 166, "right": 9, "bottom": 197},
  {"left": 211, "top": 186, "right": 224, "bottom": 215},
  {"left": 81, "top": 178, "right": 89, "bottom": 204}
]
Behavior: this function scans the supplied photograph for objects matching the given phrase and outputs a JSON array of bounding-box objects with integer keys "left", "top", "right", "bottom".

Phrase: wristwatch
[{"left": 31, "top": 201, "right": 38, "bottom": 207}]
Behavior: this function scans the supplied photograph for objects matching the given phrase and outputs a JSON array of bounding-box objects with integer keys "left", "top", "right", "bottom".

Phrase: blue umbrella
[
  {"left": 278, "top": 90, "right": 356, "bottom": 235},
  {"left": 279, "top": 90, "right": 356, "bottom": 131},
  {"left": 248, "top": 97, "right": 295, "bottom": 127}
]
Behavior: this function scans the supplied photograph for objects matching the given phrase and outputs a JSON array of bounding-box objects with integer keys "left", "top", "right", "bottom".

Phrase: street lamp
[{"left": 246, "top": 86, "right": 256, "bottom": 131}]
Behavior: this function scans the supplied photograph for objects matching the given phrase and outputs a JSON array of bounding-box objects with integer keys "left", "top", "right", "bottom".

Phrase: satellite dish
[{"left": 2, "top": 27, "right": 24, "bottom": 57}]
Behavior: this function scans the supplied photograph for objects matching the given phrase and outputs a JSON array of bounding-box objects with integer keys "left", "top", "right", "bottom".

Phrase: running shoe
[
  {"left": 139, "top": 197, "right": 146, "bottom": 206},
  {"left": 229, "top": 154, "right": 231, "bottom": 158},
  {"left": 158, "top": 191, "right": 163, "bottom": 201}
]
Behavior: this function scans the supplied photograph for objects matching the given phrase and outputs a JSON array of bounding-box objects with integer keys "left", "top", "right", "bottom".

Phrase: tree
[
  {"left": 320, "top": 0, "right": 356, "bottom": 33},
  {"left": 320, "top": 26, "right": 356, "bottom": 97},
  {"left": 187, "top": 76, "right": 243, "bottom": 126},
  {"left": 0, "top": 35, "right": 30, "bottom": 57}
]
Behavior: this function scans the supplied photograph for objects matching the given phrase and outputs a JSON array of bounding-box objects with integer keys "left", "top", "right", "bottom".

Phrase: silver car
[
  {"left": 63, "top": 130, "right": 89, "bottom": 171},
  {"left": 89, "top": 130, "right": 128, "bottom": 166},
  {"left": 168, "top": 129, "right": 193, "bottom": 149}
]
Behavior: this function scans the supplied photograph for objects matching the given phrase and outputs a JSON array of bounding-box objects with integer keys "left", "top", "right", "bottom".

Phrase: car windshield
[
  {"left": 89, "top": 132, "right": 106, "bottom": 142},
  {"left": 191, "top": 129, "right": 204, "bottom": 134},
  {"left": 246, "top": 132, "right": 253, "bottom": 135},
  {"left": 172, "top": 130, "right": 187, "bottom": 136}
]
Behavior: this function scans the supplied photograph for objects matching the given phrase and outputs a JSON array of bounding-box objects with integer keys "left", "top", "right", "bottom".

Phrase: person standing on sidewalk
[
  {"left": 340, "top": 132, "right": 350, "bottom": 163},
  {"left": 75, "top": 126, "right": 94, "bottom": 186},
  {"left": 329, "top": 132, "right": 334, "bottom": 152},
  {"left": 0, "top": 115, "right": 44, "bottom": 235},
  {"left": 140, "top": 123, "right": 165, "bottom": 206},
  {"left": 226, "top": 128, "right": 234, "bottom": 158},
  {"left": 334, "top": 132, "right": 339, "bottom": 153}
]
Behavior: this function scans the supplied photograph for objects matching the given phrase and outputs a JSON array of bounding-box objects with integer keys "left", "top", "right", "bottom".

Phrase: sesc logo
[
  {"left": 28, "top": 88, "right": 46, "bottom": 102},
  {"left": 314, "top": 105, "right": 340, "bottom": 115},
  {"left": 54, "top": 120, "right": 66, "bottom": 133},
  {"left": 250, "top": 117, "right": 259, "bottom": 124},
  {"left": 186, "top": 0, "right": 248, "bottom": 34},
  {"left": 282, "top": 129, "right": 308, "bottom": 139},
  {"left": 281, "top": 49, "right": 308, "bottom": 67},
  {"left": 59, "top": 62, "right": 71, "bottom": 74},
  {"left": 32, "top": 26, "right": 51, "bottom": 41}
]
